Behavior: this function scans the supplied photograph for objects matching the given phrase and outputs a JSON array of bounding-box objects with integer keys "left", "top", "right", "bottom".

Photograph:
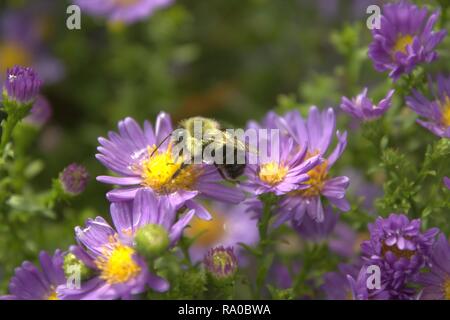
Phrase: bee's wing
[{"left": 221, "top": 131, "right": 259, "bottom": 155}]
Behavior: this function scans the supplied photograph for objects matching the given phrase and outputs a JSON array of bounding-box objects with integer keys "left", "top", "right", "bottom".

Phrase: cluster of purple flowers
[
  {"left": 1, "top": 0, "right": 449, "bottom": 301},
  {"left": 322, "top": 214, "right": 448, "bottom": 300}
]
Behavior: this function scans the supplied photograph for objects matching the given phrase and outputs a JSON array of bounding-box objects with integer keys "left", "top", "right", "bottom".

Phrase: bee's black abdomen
[{"left": 223, "top": 163, "right": 246, "bottom": 179}]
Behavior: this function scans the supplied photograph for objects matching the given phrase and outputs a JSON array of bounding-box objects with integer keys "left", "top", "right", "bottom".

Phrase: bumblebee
[{"left": 154, "top": 117, "right": 249, "bottom": 182}]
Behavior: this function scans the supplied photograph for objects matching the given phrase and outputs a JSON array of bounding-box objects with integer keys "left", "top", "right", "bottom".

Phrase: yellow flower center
[
  {"left": 0, "top": 42, "right": 32, "bottom": 75},
  {"left": 47, "top": 289, "right": 58, "bottom": 300},
  {"left": 185, "top": 210, "right": 225, "bottom": 246},
  {"left": 259, "top": 162, "right": 288, "bottom": 186},
  {"left": 393, "top": 34, "right": 414, "bottom": 55},
  {"left": 291, "top": 153, "right": 328, "bottom": 197},
  {"left": 381, "top": 241, "right": 415, "bottom": 260},
  {"left": 439, "top": 96, "right": 450, "bottom": 127},
  {"left": 346, "top": 291, "right": 353, "bottom": 300},
  {"left": 139, "top": 144, "right": 201, "bottom": 194},
  {"left": 444, "top": 277, "right": 450, "bottom": 300},
  {"left": 95, "top": 240, "right": 141, "bottom": 285}
]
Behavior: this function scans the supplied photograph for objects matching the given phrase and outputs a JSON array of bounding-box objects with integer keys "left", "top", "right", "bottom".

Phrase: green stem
[
  {"left": 254, "top": 193, "right": 277, "bottom": 299},
  {"left": 0, "top": 115, "right": 20, "bottom": 156}
]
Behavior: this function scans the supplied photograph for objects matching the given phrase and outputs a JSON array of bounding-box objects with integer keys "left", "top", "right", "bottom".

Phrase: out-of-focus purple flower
[
  {"left": 328, "top": 222, "right": 359, "bottom": 258},
  {"left": 24, "top": 95, "right": 52, "bottom": 127},
  {"left": 321, "top": 263, "right": 360, "bottom": 300},
  {"left": 59, "top": 163, "right": 89, "bottom": 196},
  {"left": 444, "top": 177, "right": 450, "bottom": 190},
  {"left": 406, "top": 75, "right": 450, "bottom": 138},
  {"left": 0, "top": 7, "right": 64, "bottom": 83},
  {"left": 269, "top": 263, "right": 298, "bottom": 290},
  {"left": 241, "top": 112, "right": 321, "bottom": 196},
  {"left": 293, "top": 206, "right": 338, "bottom": 241},
  {"left": 340, "top": 88, "right": 394, "bottom": 121},
  {"left": 203, "top": 246, "right": 238, "bottom": 279},
  {"left": 368, "top": 1, "right": 446, "bottom": 80},
  {"left": 342, "top": 168, "right": 383, "bottom": 214},
  {"left": 75, "top": 0, "right": 173, "bottom": 24},
  {"left": 417, "top": 234, "right": 450, "bottom": 300},
  {"left": 276, "top": 107, "right": 349, "bottom": 226},
  {"left": 3, "top": 66, "right": 42, "bottom": 104},
  {"left": 293, "top": 205, "right": 360, "bottom": 257},
  {"left": 361, "top": 213, "right": 439, "bottom": 299},
  {"left": 96, "top": 113, "right": 244, "bottom": 220},
  {"left": 186, "top": 201, "right": 259, "bottom": 263},
  {"left": 0, "top": 250, "right": 65, "bottom": 300}
]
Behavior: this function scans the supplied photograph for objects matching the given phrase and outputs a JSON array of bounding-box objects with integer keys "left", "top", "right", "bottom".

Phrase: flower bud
[
  {"left": 3, "top": 66, "right": 42, "bottom": 105},
  {"left": 59, "top": 163, "right": 89, "bottom": 196},
  {"left": 135, "top": 224, "right": 170, "bottom": 258},
  {"left": 63, "top": 253, "right": 93, "bottom": 281},
  {"left": 204, "top": 246, "right": 238, "bottom": 279}
]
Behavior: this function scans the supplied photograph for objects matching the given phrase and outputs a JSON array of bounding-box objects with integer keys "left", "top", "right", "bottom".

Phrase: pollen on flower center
[
  {"left": 259, "top": 162, "right": 288, "bottom": 186},
  {"left": 439, "top": 96, "right": 450, "bottom": 127},
  {"left": 185, "top": 210, "right": 225, "bottom": 246},
  {"left": 393, "top": 34, "right": 414, "bottom": 55},
  {"left": 295, "top": 158, "right": 328, "bottom": 197},
  {"left": 95, "top": 240, "right": 141, "bottom": 285},
  {"left": 47, "top": 289, "right": 58, "bottom": 300},
  {"left": 381, "top": 241, "right": 416, "bottom": 260},
  {"left": 140, "top": 144, "right": 200, "bottom": 194}
]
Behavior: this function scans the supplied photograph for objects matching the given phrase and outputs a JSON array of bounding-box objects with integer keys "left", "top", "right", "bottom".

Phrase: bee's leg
[{"left": 171, "top": 163, "right": 190, "bottom": 180}]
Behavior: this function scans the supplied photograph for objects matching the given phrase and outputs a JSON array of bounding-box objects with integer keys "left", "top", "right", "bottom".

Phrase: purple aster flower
[
  {"left": 24, "top": 95, "right": 52, "bottom": 127},
  {"left": 361, "top": 213, "right": 439, "bottom": 299},
  {"left": 3, "top": 66, "right": 42, "bottom": 104},
  {"left": 406, "top": 75, "right": 450, "bottom": 138},
  {"left": 96, "top": 113, "right": 244, "bottom": 220},
  {"left": 340, "top": 88, "right": 394, "bottom": 121},
  {"left": 203, "top": 246, "right": 238, "bottom": 279},
  {"left": 1, "top": 250, "right": 66, "bottom": 300},
  {"left": 417, "top": 234, "right": 450, "bottom": 300},
  {"left": 186, "top": 201, "right": 259, "bottom": 263},
  {"left": 0, "top": 6, "right": 64, "bottom": 83},
  {"left": 112, "top": 188, "right": 195, "bottom": 247},
  {"left": 368, "top": 1, "right": 446, "bottom": 80},
  {"left": 59, "top": 163, "right": 90, "bottom": 196},
  {"left": 75, "top": 0, "right": 173, "bottom": 24},
  {"left": 444, "top": 177, "right": 450, "bottom": 190},
  {"left": 275, "top": 107, "right": 349, "bottom": 226},
  {"left": 58, "top": 190, "right": 191, "bottom": 299},
  {"left": 242, "top": 112, "right": 321, "bottom": 196}
]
